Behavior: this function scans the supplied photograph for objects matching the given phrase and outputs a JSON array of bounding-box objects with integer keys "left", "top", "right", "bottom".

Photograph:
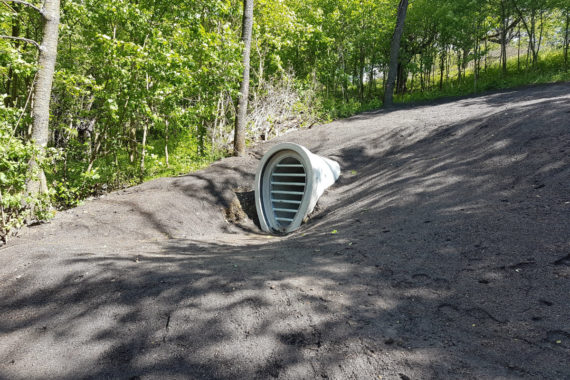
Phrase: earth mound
[{"left": 0, "top": 83, "right": 568, "bottom": 379}]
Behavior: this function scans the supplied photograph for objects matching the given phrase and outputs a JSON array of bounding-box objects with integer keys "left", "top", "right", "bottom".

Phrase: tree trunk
[
  {"left": 0, "top": 189, "right": 6, "bottom": 243},
  {"left": 484, "top": 38, "right": 488, "bottom": 72},
  {"left": 6, "top": 5, "right": 20, "bottom": 107},
  {"left": 368, "top": 51, "right": 376, "bottom": 98},
  {"left": 536, "top": 10, "right": 544, "bottom": 64},
  {"left": 358, "top": 47, "right": 365, "bottom": 101},
  {"left": 457, "top": 50, "right": 462, "bottom": 84},
  {"left": 410, "top": 66, "right": 415, "bottom": 92},
  {"left": 446, "top": 46, "right": 451, "bottom": 81},
  {"left": 474, "top": 22, "right": 479, "bottom": 93},
  {"left": 529, "top": 11, "right": 537, "bottom": 65},
  {"left": 233, "top": 0, "right": 253, "bottom": 157},
  {"left": 501, "top": 30, "right": 507, "bottom": 75},
  {"left": 341, "top": 52, "right": 349, "bottom": 102},
  {"left": 526, "top": 39, "right": 530, "bottom": 65},
  {"left": 198, "top": 120, "right": 205, "bottom": 156},
  {"left": 140, "top": 123, "right": 148, "bottom": 174},
  {"left": 513, "top": 3, "right": 542, "bottom": 67},
  {"left": 517, "top": 24, "right": 521, "bottom": 71},
  {"left": 431, "top": 60, "right": 435, "bottom": 90},
  {"left": 383, "top": 0, "right": 409, "bottom": 107},
  {"left": 530, "top": 10, "right": 537, "bottom": 65},
  {"left": 564, "top": 8, "right": 570, "bottom": 71},
  {"left": 27, "top": 0, "right": 60, "bottom": 198},
  {"left": 87, "top": 129, "right": 103, "bottom": 173},
  {"left": 396, "top": 62, "right": 403, "bottom": 93},
  {"left": 164, "top": 120, "right": 169, "bottom": 168},
  {"left": 462, "top": 48, "right": 468, "bottom": 77},
  {"left": 500, "top": 1, "right": 508, "bottom": 75},
  {"left": 439, "top": 49, "right": 445, "bottom": 90},
  {"left": 352, "top": 56, "right": 358, "bottom": 88},
  {"left": 420, "top": 59, "right": 424, "bottom": 91}
]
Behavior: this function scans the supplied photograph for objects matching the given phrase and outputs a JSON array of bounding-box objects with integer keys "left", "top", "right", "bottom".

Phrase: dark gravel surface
[{"left": 1, "top": 83, "right": 569, "bottom": 379}]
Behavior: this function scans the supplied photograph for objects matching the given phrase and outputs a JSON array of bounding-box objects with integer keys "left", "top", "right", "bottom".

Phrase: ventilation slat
[
  {"left": 271, "top": 173, "right": 306, "bottom": 177},
  {"left": 271, "top": 190, "right": 304, "bottom": 195},
  {"left": 264, "top": 155, "right": 307, "bottom": 229},
  {"left": 271, "top": 199, "right": 302, "bottom": 204},
  {"left": 271, "top": 181, "right": 305, "bottom": 186}
]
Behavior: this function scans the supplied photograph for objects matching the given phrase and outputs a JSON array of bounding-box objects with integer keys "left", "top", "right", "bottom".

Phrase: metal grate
[
  {"left": 255, "top": 142, "right": 341, "bottom": 234},
  {"left": 270, "top": 157, "right": 306, "bottom": 228}
]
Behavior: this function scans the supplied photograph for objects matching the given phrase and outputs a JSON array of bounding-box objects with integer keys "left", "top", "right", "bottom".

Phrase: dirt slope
[{"left": 1, "top": 83, "right": 569, "bottom": 379}]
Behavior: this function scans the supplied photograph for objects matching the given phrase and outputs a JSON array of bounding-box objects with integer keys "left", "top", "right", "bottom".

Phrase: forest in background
[{"left": 1, "top": 0, "right": 569, "bottom": 239}]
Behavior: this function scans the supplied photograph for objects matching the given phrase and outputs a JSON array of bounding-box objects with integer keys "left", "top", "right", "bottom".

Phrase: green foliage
[
  {"left": 0, "top": 103, "right": 54, "bottom": 238},
  {"left": 44, "top": 0, "right": 243, "bottom": 202},
  {"left": 320, "top": 97, "right": 383, "bottom": 120},
  {"left": 395, "top": 50, "right": 570, "bottom": 104},
  {"left": 143, "top": 128, "right": 225, "bottom": 180}
]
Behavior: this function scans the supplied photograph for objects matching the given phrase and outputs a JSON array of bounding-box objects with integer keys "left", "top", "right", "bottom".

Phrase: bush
[{"left": 0, "top": 103, "right": 55, "bottom": 241}]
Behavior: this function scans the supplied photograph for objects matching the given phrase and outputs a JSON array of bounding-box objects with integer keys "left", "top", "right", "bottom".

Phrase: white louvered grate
[{"left": 270, "top": 157, "right": 306, "bottom": 228}]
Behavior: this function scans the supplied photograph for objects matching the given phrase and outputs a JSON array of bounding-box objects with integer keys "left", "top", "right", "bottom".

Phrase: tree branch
[
  {"left": 512, "top": 1, "right": 532, "bottom": 42},
  {"left": 1, "top": 0, "right": 44, "bottom": 16},
  {"left": 482, "top": 17, "right": 521, "bottom": 44},
  {"left": 0, "top": 35, "right": 42, "bottom": 50}
]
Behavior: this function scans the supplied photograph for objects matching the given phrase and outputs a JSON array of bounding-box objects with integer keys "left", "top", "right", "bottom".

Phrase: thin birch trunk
[{"left": 26, "top": 0, "right": 60, "bottom": 199}]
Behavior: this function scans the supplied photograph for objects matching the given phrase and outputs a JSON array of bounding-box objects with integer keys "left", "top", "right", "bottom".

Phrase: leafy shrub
[{"left": 0, "top": 103, "right": 55, "bottom": 241}]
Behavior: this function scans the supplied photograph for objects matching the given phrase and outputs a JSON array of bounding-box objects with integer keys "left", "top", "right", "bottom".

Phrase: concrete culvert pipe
[{"left": 255, "top": 143, "right": 341, "bottom": 234}]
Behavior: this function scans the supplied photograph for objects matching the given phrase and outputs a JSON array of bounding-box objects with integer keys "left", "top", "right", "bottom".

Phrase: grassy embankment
[{"left": 321, "top": 49, "right": 570, "bottom": 119}]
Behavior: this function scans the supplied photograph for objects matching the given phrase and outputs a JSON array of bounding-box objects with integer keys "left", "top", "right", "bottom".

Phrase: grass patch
[{"left": 395, "top": 50, "right": 569, "bottom": 104}]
